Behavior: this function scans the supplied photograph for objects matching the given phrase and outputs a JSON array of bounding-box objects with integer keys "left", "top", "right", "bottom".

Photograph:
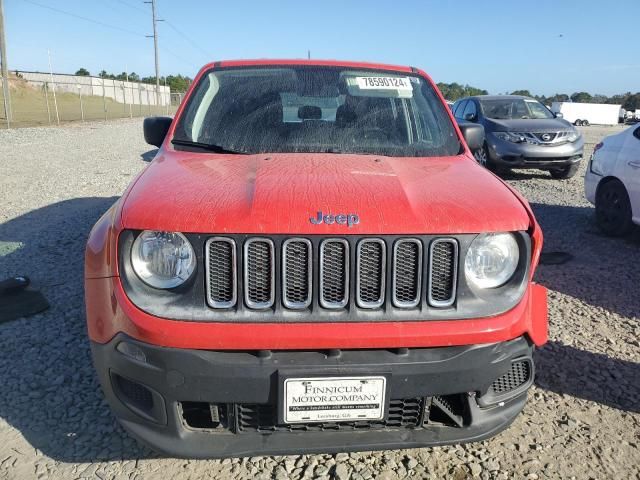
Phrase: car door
[{"left": 616, "top": 125, "right": 640, "bottom": 222}]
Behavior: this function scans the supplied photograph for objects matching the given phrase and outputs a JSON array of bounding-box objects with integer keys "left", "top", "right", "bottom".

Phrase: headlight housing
[
  {"left": 566, "top": 129, "right": 581, "bottom": 142},
  {"left": 493, "top": 131, "right": 525, "bottom": 143},
  {"left": 464, "top": 233, "right": 519, "bottom": 289},
  {"left": 131, "top": 230, "right": 196, "bottom": 289}
]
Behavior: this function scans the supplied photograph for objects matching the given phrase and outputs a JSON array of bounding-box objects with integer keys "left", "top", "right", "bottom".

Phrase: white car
[{"left": 585, "top": 124, "right": 640, "bottom": 235}]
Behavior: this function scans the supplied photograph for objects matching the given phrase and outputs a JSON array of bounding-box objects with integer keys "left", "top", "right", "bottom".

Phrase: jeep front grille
[
  {"left": 243, "top": 238, "right": 275, "bottom": 309},
  {"left": 428, "top": 239, "right": 458, "bottom": 307},
  {"left": 356, "top": 239, "right": 386, "bottom": 308},
  {"left": 392, "top": 239, "right": 422, "bottom": 308},
  {"left": 282, "top": 239, "right": 312, "bottom": 309},
  {"left": 205, "top": 236, "right": 459, "bottom": 312},
  {"left": 205, "top": 238, "right": 237, "bottom": 308},
  {"left": 319, "top": 239, "right": 349, "bottom": 308}
]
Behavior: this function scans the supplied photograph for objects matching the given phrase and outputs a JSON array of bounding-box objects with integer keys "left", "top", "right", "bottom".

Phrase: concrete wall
[{"left": 15, "top": 71, "right": 171, "bottom": 106}]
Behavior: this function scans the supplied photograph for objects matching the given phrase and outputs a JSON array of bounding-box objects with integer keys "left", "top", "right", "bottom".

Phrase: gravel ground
[{"left": 0, "top": 119, "right": 638, "bottom": 479}]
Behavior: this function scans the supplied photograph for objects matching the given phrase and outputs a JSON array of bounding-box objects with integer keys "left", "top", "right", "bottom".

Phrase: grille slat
[
  {"left": 356, "top": 239, "right": 386, "bottom": 308},
  {"left": 282, "top": 239, "right": 312, "bottom": 309},
  {"left": 205, "top": 238, "right": 237, "bottom": 308},
  {"left": 320, "top": 239, "right": 349, "bottom": 309},
  {"left": 428, "top": 239, "right": 458, "bottom": 307},
  {"left": 244, "top": 239, "right": 275, "bottom": 309},
  {"left": 392, "top": 239, "right": 422, "bottom": 308}
]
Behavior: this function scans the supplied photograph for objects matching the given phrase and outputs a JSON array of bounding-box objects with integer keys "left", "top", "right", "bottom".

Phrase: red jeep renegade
[{"left": 85, "top": 59, "right": 548, "bottom": 458}]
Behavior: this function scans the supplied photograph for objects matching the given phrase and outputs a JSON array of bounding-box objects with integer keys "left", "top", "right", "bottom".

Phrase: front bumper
[
  {"left": 92, "top": 334, "right": 535, "bottom": 458},
  {"left": 487, "top": 134, "right": 584, "bottom": 169}
]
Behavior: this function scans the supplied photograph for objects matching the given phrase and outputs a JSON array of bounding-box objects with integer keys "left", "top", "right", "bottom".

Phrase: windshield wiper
[{"left": 171, "top": 139, "right": 248, "bottom": 154}]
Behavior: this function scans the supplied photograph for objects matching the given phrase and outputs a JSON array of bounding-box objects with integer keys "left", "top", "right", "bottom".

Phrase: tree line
[
  {"left": 75, "top": 68, "right": 192, "bottom": 93},
  {"left": 71, "top": 71, "right": 640, "bottom": 111},
  {"left": 438, "top": 82, "right": 640, "bottom": 111}
]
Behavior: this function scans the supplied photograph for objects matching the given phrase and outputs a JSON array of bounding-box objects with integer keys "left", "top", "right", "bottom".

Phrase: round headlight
[
  {"left": 131, "top": 231, "right": 196, "bottom": 289},
  {"left": 464, "top": 233, "right": 519, "bottom": 289}
]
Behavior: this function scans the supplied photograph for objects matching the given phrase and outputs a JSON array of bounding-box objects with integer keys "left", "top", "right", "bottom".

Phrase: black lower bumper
[
  {"left": 489, "top": 150, "right": 583, "bottom": 170},
  {"left": 91, "top": 334, "right": 535, "bottom": 458}
]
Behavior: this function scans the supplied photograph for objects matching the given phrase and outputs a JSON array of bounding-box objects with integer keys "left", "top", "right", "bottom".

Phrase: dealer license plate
[{"left": 283, "top": 376, "right": 386, "bottom": 424}]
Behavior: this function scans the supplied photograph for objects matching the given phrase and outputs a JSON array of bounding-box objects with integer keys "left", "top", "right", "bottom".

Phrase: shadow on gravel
[
  {"left": 498, "top": 170, "right": 551, "bottom": 181},
  {"left": 535, "top": 341, "right": 639, "bottom": 413},
  {"left": 0, "top": 197, "right": 155, "bottom": 462},
  {"left": 141, "top": 149, "right": 159, "bottom": 162},
  {"left": 529, "top": 202, "right": 640, "bottom": 318}
]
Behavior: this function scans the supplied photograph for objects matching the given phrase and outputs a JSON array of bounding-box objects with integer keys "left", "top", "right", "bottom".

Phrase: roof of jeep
[{"left": 200, "top": 59, "right": 417, "bottom": 74}]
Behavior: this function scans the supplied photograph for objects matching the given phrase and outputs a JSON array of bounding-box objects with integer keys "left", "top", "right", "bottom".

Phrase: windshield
[
  {"left": 173, "top": 66, "right": 461, "bottom": 157},
  {"left": 480, "top": 98, "right": 554, "bottom": 120}
]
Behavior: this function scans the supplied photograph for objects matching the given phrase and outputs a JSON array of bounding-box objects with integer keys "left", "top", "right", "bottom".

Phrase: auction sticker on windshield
[
  {"left": 283, "top": 376, "right": 386, "bottom": 423},
  {"left": 356, "top": 76, "right": 412, "bottom": 91}
]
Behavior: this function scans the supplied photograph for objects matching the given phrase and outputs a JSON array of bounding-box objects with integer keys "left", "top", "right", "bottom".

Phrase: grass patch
[{"left": 0, "top": 75, "right": 176, "bottom": 128}]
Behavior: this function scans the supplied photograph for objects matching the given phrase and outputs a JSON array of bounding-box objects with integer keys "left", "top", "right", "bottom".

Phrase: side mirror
[
  {"left": 458, "top": 122, "right": 485, "bottom": 151},
  {"left": 554, "top": 112, "right": 563, "bottom": 119},
  {"left": 143, "top": 116, "right": 173, "bottom": 147},
  {"left": 463, "top": 112, "right": 477, "bottom": 122}
]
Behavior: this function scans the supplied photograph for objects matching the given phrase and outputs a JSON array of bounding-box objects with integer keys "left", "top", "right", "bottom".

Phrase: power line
[
  {"left": 162, "top": 46, "right": 198, "bottom": 69},
  {"left": 21, "top": 0, "right": 198, "bottom": 75},
  {"left": 146, "top": 0, "right": 208, "bottom": 62},
  {"left": 21, "top": 0, "right": 144, "bottom": 37},
  {"left": 108, "top": 0, "right": 147, "bottom": 15},
  {"left": 164, "top": 20, "right": 210, "bottom": 60}
]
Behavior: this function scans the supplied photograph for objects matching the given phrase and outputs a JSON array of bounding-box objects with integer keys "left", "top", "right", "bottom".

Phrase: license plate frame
[{"left": 280, "top": 375, "right": 388, "bottom": 424}]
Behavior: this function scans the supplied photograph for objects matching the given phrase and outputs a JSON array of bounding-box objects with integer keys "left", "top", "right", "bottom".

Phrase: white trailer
[{"left": 551, "top": 102, "right": 621, "bottom": 126}]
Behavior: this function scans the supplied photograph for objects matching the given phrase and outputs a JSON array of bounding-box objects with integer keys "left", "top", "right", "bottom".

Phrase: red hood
[{"left": 121, "top": 151, "right": 530, "bottom": 234}]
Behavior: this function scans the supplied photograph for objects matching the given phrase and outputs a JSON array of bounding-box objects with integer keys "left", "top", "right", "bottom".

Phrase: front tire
[
  {"left": 582, "top": 119, "right": 590, "bottom": 126},
  {"left": 574, "top": 119, "right": 582, "bottom": 126},
  {"left": 595, "top": 180, "right": 633, "bottom": 236},
  {"left": 549, "top": 163, "right": 579, "bottom": 179}
]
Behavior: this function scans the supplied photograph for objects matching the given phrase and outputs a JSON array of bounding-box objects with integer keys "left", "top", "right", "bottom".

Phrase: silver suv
[{"left": 453, "top": 95, "right": 584, "bottom": 179}]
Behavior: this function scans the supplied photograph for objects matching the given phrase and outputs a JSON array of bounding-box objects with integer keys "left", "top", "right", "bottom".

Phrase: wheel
[
  {"left": 473, "top": 145, "right": 489, "bottom": 167},
  {"left": 549, "top": 163, "right": 580, "bottom": 179},
  {"left": 582, "top": 119, "right": 590, "bottom": 126},
  {"left": 574, "top": 119, "right": 582, "bottom": 126},
  {"left": 595, "top": 180, "right": 633, "bottom": 236}
]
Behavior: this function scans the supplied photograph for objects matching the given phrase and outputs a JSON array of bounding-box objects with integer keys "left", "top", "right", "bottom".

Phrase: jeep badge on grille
[{"left": 310, "top": 211, "right": 360, "bottom": 227}]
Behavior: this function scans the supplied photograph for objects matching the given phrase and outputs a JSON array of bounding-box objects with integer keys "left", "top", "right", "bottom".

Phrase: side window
[
  {"left": 462, "top": 100, "right": 477, "bottom": 120},
  {"left": 454, "top": 100, "right": 468, "bottom": 119},
  {"left": 634, "top": 126, "right": 640, "bottom": 140}
]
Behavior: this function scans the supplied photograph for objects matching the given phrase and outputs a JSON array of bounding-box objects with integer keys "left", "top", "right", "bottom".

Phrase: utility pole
[
  {"left": 0, "top": 0, "right": 12, "bottom": 126},
  {"left": 145, "top": 0, "right": 161, "bottom": 108}
]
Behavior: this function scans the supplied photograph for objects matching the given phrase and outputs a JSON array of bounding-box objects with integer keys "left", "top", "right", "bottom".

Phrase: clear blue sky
[{"left": 5, "top": 0, "right": 639, "bottom": 96}]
